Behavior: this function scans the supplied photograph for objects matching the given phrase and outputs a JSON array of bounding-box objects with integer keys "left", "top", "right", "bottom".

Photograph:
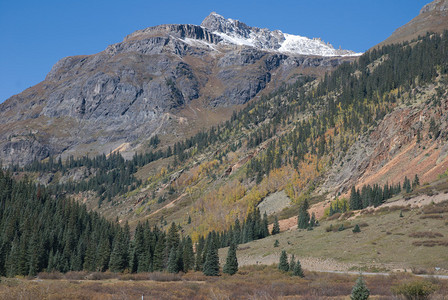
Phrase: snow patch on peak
[
  {"left": 200, "top": 12, "right": 361, "bottom": 57},
  {"left": 278, "top": 33, "right": 361, "bottom": 57}
]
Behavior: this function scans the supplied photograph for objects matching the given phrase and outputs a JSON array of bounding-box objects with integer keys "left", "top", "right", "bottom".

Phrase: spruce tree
[
  {"left": 203, "top": 237, "right": 220, "bottom": 276},
  {"left": 289, "top": 254, "right": 296, "bottom": 272},
  {"left": 194, "top": 236, "right": 205, "bottom": 271},
  {"left": 233, "top": 218, "right": 241, "bottom": 244},
  {"left": 261, "top": 212, "right": 270, "bottom": 238},
  {"left": 292, "top": 258, "right": 304, "bottom": 277},
  {"left": 182, "top": 236, "right": 194, "bottom": 272},
  {"left": 350, "top": 276, "right": 370, "bottom": 300},
  {"left": 223, "top": 243, "right": 238, "bottom": 275},
  {"left": 272, "top": 216, "right": 280, "bottom": 235},
  {"left": 309, "top": 212, "right": 316, "bottom": 228},
  {"left": 297, "top": 209, "right": 310, "bottom": 229},
  {"left": 167, "top": 248, "right": 178, "bottom": 273},
  {"left": 352, "top": 224, "right": 361, "bottom": 233},
  {"left": 152, "top": 235, "right": 165, "bottom": 271},
  {"left": 278, "top": 250, "right": 289, "bottom": 272},
  {"left": 97, "top": 238, "right": 111, "bottom": 272}
]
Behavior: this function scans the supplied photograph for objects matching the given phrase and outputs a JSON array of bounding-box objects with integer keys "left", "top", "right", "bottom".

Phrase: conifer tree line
[
  {"left": 0, "top": 170, "right": 252, "bottom": 277},
  {"left": 297, "top": 199, "right": 317, "bottom": 230},
  {"left": 278, "top": 250, "right": 304, "bottom": 277},
  {"left": 349, "top": 175, "right": 419, "bottom": 210}
]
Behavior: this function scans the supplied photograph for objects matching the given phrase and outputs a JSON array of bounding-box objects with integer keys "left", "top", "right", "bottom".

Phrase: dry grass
[{"left": 2, "top": 267, "right": 448, "bottom": 299}]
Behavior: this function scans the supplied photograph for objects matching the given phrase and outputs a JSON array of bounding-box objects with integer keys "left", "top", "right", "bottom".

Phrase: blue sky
[{"left": 0, "top": 0, "right": 430, "bottom": 103}]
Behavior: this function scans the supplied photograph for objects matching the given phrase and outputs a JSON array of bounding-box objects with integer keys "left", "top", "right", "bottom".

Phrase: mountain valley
[{"left": 1, "top": 1, "right": 448, "bottom": 299}]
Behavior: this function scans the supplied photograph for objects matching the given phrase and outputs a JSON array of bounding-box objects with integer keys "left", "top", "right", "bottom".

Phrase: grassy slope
[{"left": 221, "top": 197, "right": 448, "bottom": 273}]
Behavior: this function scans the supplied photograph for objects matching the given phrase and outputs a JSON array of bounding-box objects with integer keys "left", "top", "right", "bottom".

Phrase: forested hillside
[{"left": 7, "top": 31, "right": 448, "bottom": 242}]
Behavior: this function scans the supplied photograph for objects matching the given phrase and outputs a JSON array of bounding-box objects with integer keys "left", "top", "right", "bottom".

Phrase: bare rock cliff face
[{"left": 0, "top": 13, "right": 355, "bottom": 166}]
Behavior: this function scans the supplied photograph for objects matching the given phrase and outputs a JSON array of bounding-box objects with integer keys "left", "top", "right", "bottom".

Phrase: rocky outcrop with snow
[{"left": 201, "top": 12, "right": 361, "bottom": 57}]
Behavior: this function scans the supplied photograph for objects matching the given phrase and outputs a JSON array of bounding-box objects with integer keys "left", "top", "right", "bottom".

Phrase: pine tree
[
  {"left": 352, "top": 224, "right": 361, "bottom": 233},
  {"left": 272, "top": 216, "right": 280, "bottom": 235},
  {"left": 297, "top": 209, "right": 310, "bottom": 229},
  {"left": 274, "top": 239, "right": 279, "bottom": 247},
  {"left": 278, "top": 250, "right": 289, "bottom": 272},
  {"left": 261, "top": 212, "right": 270, "bottom": 238},
  {"left": 152, "top": 235, "right": 165, "bottom": 271},
  {"left": 203, "top": 237, "right": 220, "bottom": 276},
  {"left": 167, "top": 247, "right": 178, "bottom": 273},
  {"left": 97, "top": 238, "right": 111, "bottom": 272},
  {"left": 182, "top": 236, "right": 194, "bottom": 272},
  {"left": 223, "top": 243, "right": 238, "bottom": 275},
  {"left": 309, "top": 212, "right": 316, "bottom": 228},
  {"left": 166, "top": 222, "right": 180, "bottom": 259},
  {"left": 351, "top": 276, "right": 370, "bottom": 300},
  {"left": 349, "top": 186, "right": 362, "bottom": 210},
  {"left": 289, "top": 254, "right": 296, "bottom": 272},
  {"left": 292, "top": 258, "right": 304, "bottom": 277},
  {"left": 412, "top": 174, "right": 420, "bottom": 189},
  {"left": 194, "top": 236, "right": 205, "bottom": 271},
  {"left": 233, "top": 218, "right": 241, "bottom": 244},
  {"left": 109, "top": 230, "right": 129, "bottom": 272}
]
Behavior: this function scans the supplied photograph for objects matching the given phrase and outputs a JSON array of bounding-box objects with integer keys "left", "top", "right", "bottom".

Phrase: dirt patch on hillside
[
  {"left": 381, "top": 192, "right": 448, "bottom": 209},
  {"left": 257, "top": 191, "right": 291, "bottom": 216}
]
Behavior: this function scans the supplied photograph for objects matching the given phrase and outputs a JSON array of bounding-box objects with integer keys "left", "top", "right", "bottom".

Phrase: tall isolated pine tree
[
  {"left": 203, "top": 235, "right": 220, "bottom": 276},
  {"left": 298, "top": 199, "right": 310, "bottom": 229},
  {"left": 293, "top": 258, "right": 304, "bottom": 277},
  {"left": 272, "top": 216, "right": 280, "bottom": 235},
  {"left": 223, "top": 243, "right": 238, "bottom": 275},
  {"left": 278, "top": 250, "right": 289, "bottom": 272}
]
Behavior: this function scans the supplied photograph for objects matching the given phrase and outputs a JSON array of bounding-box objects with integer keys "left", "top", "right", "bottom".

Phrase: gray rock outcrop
[{"left": 0, "top": 13, "right": 356, "bottom": 166}]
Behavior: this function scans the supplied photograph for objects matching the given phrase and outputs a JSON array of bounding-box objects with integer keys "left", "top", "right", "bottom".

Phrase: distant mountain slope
[
  {"left": 0, "top": 13, "right": 356, "bottom": 166},
  {"left": 380, "top": 0, "right": 448, "bottom": 46}
]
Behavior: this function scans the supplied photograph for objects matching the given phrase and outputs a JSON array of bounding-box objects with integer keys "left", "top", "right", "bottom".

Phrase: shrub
[
  {"left": 412, "top": 240, "right": 448, "bottom": 247},
  {"left": 419, "top": 214, "right": 443, "bottom": 219},
  {"left": 409, "top": 232, "right": 444, "bottom": 239},
  {"left": 327, "top": 213, "right": 341, "bottom": 221},
  {"left": 37, "top": 272, "right": 64, "bottom": 280},
  {"left": 87, "top": 272, "right": 117, "bottom": 280},
  {"left": 64, "top": 271, "right": 89, "bottom": 280},
  {"left": 392, "top": 280, "right": 437, "bottom": 300}
]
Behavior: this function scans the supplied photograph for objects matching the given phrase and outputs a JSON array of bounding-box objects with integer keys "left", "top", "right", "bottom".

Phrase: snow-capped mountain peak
[{"left": 201, "top": 12, "right": 361, "bottom": 57}]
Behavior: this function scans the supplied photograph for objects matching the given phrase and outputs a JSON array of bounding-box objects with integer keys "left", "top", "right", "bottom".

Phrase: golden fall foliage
[
  {"left": 285, "top": 153, "right": 320, "bottom": 202},
  {"left": 189, "top": 166, "right": 296, "bottom": 239}
]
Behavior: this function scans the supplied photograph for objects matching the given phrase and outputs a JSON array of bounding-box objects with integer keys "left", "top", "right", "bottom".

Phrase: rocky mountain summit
[
  {"left": 200, "top": 12, "right": 360, "bottom": 56},
  {"left": 0, "top": 13, "right": 358, "bottom": 166},
  {"left": 381, "top": 0, "right": 448, "bottom": 46}
]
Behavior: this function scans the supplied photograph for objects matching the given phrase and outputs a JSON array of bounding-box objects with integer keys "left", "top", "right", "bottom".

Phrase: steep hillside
[
  {"left": 15, "top": 30, "right": 448, "bottom": 244},
  {"left": 380, "top": 0, "right": 448, "bottom": 46},
  {"left": 0, "top": 13, "right": 357, "bottom": 167}
]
